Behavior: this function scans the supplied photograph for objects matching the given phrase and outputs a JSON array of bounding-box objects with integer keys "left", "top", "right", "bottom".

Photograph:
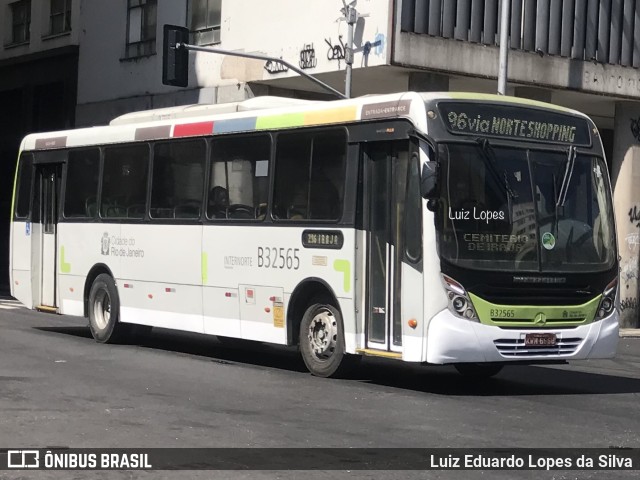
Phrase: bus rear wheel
[
  {"left": 300, "top": 301, "right": 355, "bottom": 378},
  {"left": 88, "top": 274, "right": 127, "bottom": 344},
  {"left": 454, "top": 363, "right": 503, "bottom": 378}
]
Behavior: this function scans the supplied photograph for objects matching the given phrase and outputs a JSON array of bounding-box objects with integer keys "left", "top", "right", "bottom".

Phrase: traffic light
[{"left": 162, "top": 25, "right": 189, "bottom": 87}]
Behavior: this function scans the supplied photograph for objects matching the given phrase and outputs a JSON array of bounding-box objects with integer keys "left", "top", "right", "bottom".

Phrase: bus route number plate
[{"left": 524, "top": 333, "right": 557, "bottom": 346}]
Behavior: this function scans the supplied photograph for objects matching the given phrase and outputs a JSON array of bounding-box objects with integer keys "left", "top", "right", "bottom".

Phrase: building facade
[
  {"left": 0, "top": 0, "right": 80, "bottom": 290},
  {"left": 3, "top": 0, "right": 640, "bottom": 327}
]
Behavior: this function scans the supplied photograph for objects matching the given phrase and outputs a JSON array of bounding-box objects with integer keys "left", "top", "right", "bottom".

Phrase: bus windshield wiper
[
  {"left": 475, "top": 138, "right": 517, "bottom": 200},
  {"left": 556, "top": 146, "right": 577, "bottom": 207}
]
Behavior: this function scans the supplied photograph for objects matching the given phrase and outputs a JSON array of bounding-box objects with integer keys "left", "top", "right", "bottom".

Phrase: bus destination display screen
[{"left": 437, "top": 102, "right": 592, "bottom": 146}]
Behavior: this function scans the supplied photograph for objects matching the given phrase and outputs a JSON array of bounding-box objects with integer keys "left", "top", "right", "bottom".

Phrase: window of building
[
  {"left": 125, "top": 0, "right": 157, "bottom": 58},
  {"left": 207, "top": 135, "right": 270, "bottom": 220},
  {"left": 151, "top": 140, "right": 206, "bottom": 219},
  {"left": 64, "top": 149, "right": 100, "bottom": 218},
  {"left": 101, "top": 144, "right": 150, "bottom": 219},
  {"left": 190, "top": 0, "right": 221, "bottom": 45},
  {"left": 49, "top": 0, "right": 71, "bottom": 35},
  {"left": 9, "top": 0, "right": 31, "bottom": 45},
  {"left": 273, "top": 129, "right": 347, "bottom": 221}
]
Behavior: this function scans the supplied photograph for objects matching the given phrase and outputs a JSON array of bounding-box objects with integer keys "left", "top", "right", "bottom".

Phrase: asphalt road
[{"left": 1, "top": 296, "right": 639, "bottom": 480}]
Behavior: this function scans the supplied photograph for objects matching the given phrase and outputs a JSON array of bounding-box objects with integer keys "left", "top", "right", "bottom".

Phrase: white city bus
[{"left": 9, "top": 92, "right": 619, "bottom": 378}]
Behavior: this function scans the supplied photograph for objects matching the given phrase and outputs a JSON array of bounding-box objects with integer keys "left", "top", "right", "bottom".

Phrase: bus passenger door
[
  {"left": 364, "top": 142, "right": 408, "bottom": 353},
  {"left": 33, "top": 164, "right": 62, "bottom": 309}
]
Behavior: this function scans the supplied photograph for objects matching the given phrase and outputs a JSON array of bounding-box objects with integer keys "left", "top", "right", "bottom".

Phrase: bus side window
[
  {"left": 207, "top": 134, "right": 270, "bottom": 221},
  {"left": 14, "top": 153, "right": 34, "bottom": 220},
  {"left": 151, "top": 140, "right": 206, "bottom": 220},
  {"left": 101, "top": 144, "right": 150, "bottom": 219},
  {"left": 273, "top": 129, "right": 346, "bottom": 221},
  {"left": 64, "top": 149, "right": 100, "bottom": 219}
]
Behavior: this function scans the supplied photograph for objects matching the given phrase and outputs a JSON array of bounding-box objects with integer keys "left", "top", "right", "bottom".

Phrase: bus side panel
[
  {"left": 400, "top": 263, "right": 424, "bottom": 362},
  {"left": 117, "top": 224, "right": 203, "bottom": 333},
  {"left": 57, "top": 223, "right": 122, "bottom": 316},
  {"left": 203, "top": 225, "right": 356, "bottom": 346},
  {"left": 10, "top": 221, "right": 33, "bottom": 309},
  {"left": 422, "top": 205, "right": 449, "bottom": 362}
]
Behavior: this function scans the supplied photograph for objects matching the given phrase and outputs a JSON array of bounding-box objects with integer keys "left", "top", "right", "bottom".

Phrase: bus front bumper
[{"left": 425, "top": 309, "right": 619, "bottom": 364}]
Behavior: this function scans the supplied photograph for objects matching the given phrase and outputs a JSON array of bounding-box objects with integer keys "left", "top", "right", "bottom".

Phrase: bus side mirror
[{"left": 420, "top": 160, "right": 438, "bottom": 200}]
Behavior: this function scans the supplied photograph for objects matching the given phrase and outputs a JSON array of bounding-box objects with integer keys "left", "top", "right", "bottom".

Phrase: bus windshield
[{"left": 435, "top": 142, "right": 616, "bottom": 273}]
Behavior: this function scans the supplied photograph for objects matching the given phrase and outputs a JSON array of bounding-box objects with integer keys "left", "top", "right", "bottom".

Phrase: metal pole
[
  {"left": 180, "top": 43, "right": 347, "bottom": 99},
  {"left": 344, "top": 4, "right": 357, "bottom": 99},
  {"left": 498, "top": 0, "right": 511, "bottom": 95}
]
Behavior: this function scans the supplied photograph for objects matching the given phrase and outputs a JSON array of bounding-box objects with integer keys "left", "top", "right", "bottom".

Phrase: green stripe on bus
[
  {"left": 60, "top": 246, "right": 71, "bottom": 274},
  {"left": 201, "top": 252, "right": 208, "bottom": 285},
  {"left": 255, "top": 113, "right": 306, "bottom": 130},
  {"left": 333, "top": 259, "right": 351, "bottom": 293},
  {"left": 469, "top": 293, "right": 601, "bottom": 327}
]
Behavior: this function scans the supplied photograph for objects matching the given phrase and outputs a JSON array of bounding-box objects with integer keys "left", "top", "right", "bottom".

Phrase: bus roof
[{"left": 21, "top": 92, "right": 590, "bottom": 152}]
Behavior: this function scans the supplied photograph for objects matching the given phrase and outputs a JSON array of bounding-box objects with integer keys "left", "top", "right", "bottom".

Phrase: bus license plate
[{"left": 524, "top": 333, "right": 557, "bottom": 346}]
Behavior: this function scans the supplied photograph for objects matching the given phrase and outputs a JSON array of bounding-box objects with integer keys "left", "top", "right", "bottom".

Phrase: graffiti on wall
[
  {"left": 264, "top": 58, "right": 289, "bottom": 75},
  {"left": 629, "top": 205, "right": 640, "bottom": 227},
  {"left": 631, "top": 117, "right": 640, "bottom": 142},
  {"left": 621, "top": 256, "right": 639, "bottom": 285},
  {"left": 299, "top": 44, "right": 317, "bottom": 69},
  {"left": 626, "top": 232, "right": 640, "bottom": 252},
  {"left": 621, "top": 297, "right": 639, "bottom": 312},
  {"left": 325, "top": 36, "right": 346, "bottom": 62}
]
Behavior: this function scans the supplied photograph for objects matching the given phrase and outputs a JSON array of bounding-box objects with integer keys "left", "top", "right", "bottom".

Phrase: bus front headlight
[
  {"left": 441, "top": 274, "right": 479, "bottom": 322},
  {"left": 595, "top": 277, "right": 617, "bottom": 320}
]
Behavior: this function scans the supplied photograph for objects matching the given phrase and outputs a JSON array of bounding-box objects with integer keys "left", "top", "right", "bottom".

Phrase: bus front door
[
  {"left": 33, "top": 164, "right": 61, "bottom": 309},
  {"left": 364, "top": 142, "right": 410, "bottom": 353}
]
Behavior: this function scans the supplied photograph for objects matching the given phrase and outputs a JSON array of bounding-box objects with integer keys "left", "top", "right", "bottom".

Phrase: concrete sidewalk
[{"left": 620, "top": 329, "right": 640, "bottom": 338}]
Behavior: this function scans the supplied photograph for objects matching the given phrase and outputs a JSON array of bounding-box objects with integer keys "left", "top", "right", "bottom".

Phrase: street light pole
[
  {"left": 497, "top": 0, "right": 511, "bottom": 95},
  {"left": 343, "top": 2, "right": 357, "bottom": 99}
]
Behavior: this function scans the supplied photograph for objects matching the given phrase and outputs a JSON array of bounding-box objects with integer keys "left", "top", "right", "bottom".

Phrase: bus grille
[
  {"left": 490, "top": 317, "right": 586, "bottom": 326},
  {"left": 493, "top": 337, "right": 583, "bottom": 357}
]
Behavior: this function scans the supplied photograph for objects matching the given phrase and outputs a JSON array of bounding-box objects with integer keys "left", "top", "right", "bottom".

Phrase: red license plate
[{"left": 524, "top": 333, "right": 557, "bottom": 346}]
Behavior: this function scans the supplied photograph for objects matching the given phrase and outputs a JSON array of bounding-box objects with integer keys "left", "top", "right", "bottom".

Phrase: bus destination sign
[
  {"left": 302, "top": 230, "right": 344, "bottom": 249},
  {"left": 437, "top": 102, "right": 591, "bottom": 146}
]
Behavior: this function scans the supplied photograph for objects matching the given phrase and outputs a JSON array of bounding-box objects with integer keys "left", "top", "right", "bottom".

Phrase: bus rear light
[{"left": 408, "top": 319, "right": 418, "bottom": 329}]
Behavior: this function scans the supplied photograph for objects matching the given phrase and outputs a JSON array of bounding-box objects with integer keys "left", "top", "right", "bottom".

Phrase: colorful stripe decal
[
  {"left": 213, "top": 117, "right": 257, "bottom": 133},
  {"left": 304, "top": 106, "right": 358, "bottom": 125},
  {"left": 173, "top": 121, "right": 214, "bottom": 137},
  {"left": 256, "top": 113, "right": 306, "bottom": 130},
  {"left": 35, "top": 137, "right": 67, "bottom": 149},
  {"left": 135, "top": 125, "right": 172, "bottom": 141}
]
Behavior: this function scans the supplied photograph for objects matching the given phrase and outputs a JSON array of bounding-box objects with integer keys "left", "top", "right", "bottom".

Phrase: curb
[{"left": 620, "top": 329, "right": 640, "bottom": 338}]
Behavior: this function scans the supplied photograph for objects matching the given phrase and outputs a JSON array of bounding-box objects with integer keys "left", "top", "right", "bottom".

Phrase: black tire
[
  {"left": 88, "top": 274, "right": 127, "bottom": 344},
  {"left": 454, "top": 363, "right": 504, "bottom": 378},
  {"left": 299, "top": 300, "right": 356, "bottom": 378}
]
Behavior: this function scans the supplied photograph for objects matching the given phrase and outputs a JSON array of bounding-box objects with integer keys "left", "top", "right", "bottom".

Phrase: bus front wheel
[
  {"left": 299, "top": 301, "right": 354, "bottom": 378},
  {"left": 88, "top": 274, "right": 126, "bottom": 344}
]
